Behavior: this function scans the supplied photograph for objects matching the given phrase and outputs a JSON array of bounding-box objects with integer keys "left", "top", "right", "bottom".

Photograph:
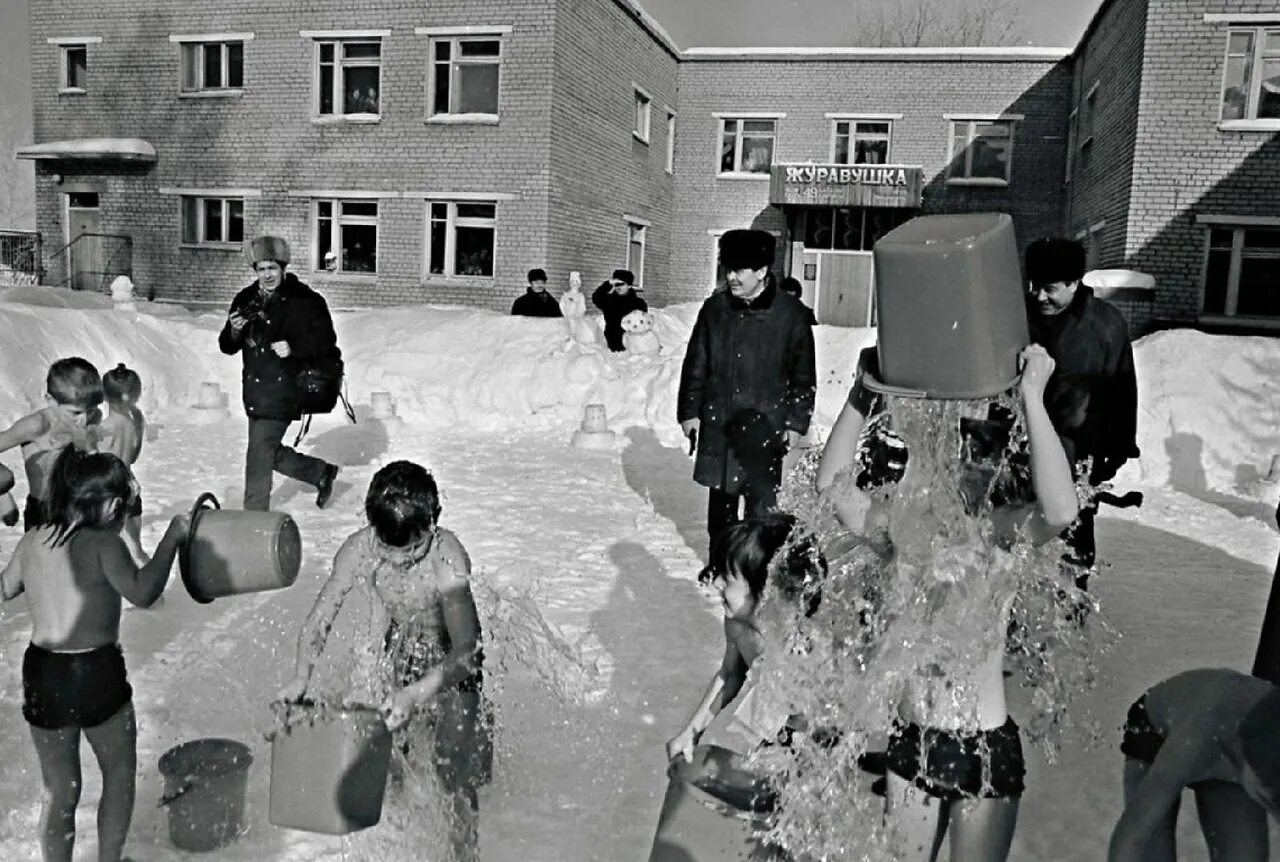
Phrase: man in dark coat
[
  {"left": 678, "top": 229, "right": 818, "bottom": 546},
  {"left": 219, "top": 235, "right": 340, "bottom": 511},
  {"left": 1026, "top": 237, "right": 1139, "bottom": 589},
  {"left": 511, "top": 268, "right": 562, "bottom": 317},
  {"left": 592, "top": 269, "right": 647, "bottom": 352}
]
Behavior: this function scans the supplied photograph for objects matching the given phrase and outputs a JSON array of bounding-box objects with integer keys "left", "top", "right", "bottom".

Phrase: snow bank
[{"left": 0, "top": 287, "right": 1275, "bottom": 495}]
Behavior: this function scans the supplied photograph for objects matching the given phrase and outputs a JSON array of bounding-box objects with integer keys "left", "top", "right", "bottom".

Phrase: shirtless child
[
  {"left": 97, "top": 364, "right": 147, "bottom": 547},
  {"left": 0, "top": 357, "right": 103, "bottom": 532},
  {"left": 1109, "top": 667, "right": 1280, "bottom": 862}
]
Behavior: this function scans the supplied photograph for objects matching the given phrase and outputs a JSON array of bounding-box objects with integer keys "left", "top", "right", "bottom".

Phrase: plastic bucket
[
  {"left": 869, "top": 213, "right": 1029, "bottom": 400},
  {"left": 158, "top": 738, "right": 253, "bottom": 853},
  {"left": 648, "top": 745, "right": 787, "bottom": 861},
  {"left": 269, "top": 701, "right": 393, "bottom": 834},
  {"left": 179, "top": 493, "right": 302, "bottom": 604}
]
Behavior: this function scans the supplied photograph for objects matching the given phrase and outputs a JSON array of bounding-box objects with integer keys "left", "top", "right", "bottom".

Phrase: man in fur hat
[
  {"left": 678, "top": 229, "right": 817, "bottom": 546},
  {"left": 1026, "top": 236, "right": 1139, "bottom": 589},
  {"left": 218, "top": 235, "right": 341, "bottom": 510},
  {"left": 591, "top": 268, "right": 647, "bottom": 352}
]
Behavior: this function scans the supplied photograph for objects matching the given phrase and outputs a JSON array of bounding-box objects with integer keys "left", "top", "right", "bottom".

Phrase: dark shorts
[
  {"left": 383, "top": 621, "right": 484, "bottom": 694},
  {"left": 1120, "top": 695, "right": 1164, "bottom": 764},
  {"left": 22, "top": 643, "right": 133, "bottom": 730},
  {"left": 23, "top": 495, "right": 45, "bottom": 533},
  {"left": 887, "top": 717, "right": 1026, "bottom": 800}
]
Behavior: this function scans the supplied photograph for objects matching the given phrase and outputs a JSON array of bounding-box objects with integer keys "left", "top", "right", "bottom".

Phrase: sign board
[{"left": 770, "top": 163, "right": 923, "bottom": 208}]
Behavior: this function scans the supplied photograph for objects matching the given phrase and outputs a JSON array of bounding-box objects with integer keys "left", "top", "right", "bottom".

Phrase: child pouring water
[{"left": 0, "top": 447, "right": 188, "bottom": 862}]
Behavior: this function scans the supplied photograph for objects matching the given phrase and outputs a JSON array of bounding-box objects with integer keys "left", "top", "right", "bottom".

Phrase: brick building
[{"left": 17, "top": 0, "right": 1280, "bottom": 331}]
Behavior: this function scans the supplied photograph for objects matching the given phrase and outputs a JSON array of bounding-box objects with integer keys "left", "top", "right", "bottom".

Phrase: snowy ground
[{"left": 0, "top": 288, "right": 1278, "bottom": 861}]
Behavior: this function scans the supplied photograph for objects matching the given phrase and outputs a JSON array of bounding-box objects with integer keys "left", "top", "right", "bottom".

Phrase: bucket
[
  {"left": 868, "top": 213, "right": 1029, "bottom": 399},
  {"left": 179, "top": 492, "right": 302, "bottom": 604},
  {"left": 269, "top": 701, "right": 393, "bottom": 834},
  {"left": 158, "top": 738, "right": 253, "bottom": 853},
  {"left": 648, "top": 745, "right": 787, "bottom": 861}
]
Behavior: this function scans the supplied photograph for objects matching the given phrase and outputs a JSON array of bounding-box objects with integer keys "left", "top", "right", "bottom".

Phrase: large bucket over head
[
  {"left": 869, "top": 212, "right": 1029, "bottom": 400},
  {"left": 648, "top": 744, "right": 787, "bottom": 861},
  {"left": 269, "top": 701, "right": 393, "bottom": 835},
  {"left": 158, "top": 738, "right": 253, "bottom": 853},
  {"left": 179, "top": 493, "right": 302, "bottom": 604}
]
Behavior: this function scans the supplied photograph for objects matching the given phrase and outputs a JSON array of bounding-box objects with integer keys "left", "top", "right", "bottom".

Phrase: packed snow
[{"left": 0, "top": 285, "right": 1277, "bottom": 861}]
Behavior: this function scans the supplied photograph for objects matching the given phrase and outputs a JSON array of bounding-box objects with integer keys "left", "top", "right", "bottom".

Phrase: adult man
[
  {"left": 592, "top": 269, "right": 647, "bottom": 352},
  {"left": 510, "top": 268, "right": 562, "bottom": 317},
  {"left": 218, "top": 236, "right": 341, "bottom": 511},
  {"left": 1026, "top": 237, "right": 1139, "bottom": 588},
  {"left": 678, "top": 229, "right": 817, "bottom": 546}
]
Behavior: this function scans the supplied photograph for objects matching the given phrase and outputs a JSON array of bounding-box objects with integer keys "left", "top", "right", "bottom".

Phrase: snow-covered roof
[
  {"left": 1083, "top": 269, "right": 1157, "bottom": 292},
  {"left": 15, "top": 138, "right": 157, "bottom": 162}
]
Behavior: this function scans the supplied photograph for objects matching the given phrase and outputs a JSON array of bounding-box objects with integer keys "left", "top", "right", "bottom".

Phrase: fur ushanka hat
[
  {"left": 719, "top": 229, "right": 776, "bottom": 272},
  {"left": 247, "top": 235, "right": 292, "bottom": 267}
]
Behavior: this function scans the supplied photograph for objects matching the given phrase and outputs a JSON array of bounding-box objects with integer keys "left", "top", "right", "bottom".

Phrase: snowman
[
  {"left": 559, "top": 271, "right": 597, "bottom": 347},
  {"left": 620, "top": 310, "right": 661, "bottom": 355}
]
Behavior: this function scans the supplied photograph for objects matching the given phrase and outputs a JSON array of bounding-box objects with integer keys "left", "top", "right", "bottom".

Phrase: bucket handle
[
  {"left": 178, "top": 492, "right": 220, "bottom": 605},
  {"left": 158, "top": 781, "right": 193, "bottom": 807}
]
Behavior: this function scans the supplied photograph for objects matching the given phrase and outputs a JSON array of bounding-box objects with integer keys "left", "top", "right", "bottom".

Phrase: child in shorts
[
  {"left": 0, "top": 357, "right": 104, "bottom": 532},
  {"left": 97, "top": 363, "right": 146, "bottom": 547},
  {"left": 1, "top": 446, "right": 188, "bottom": 862},
  {"left": 1109, "top": 667, "right": 1280, "bottom": 862}
]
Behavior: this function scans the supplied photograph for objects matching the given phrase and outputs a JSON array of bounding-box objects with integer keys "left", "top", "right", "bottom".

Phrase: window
[
  {"left": 833, "top": 120, "right": 891, "bottom": 165},
  {"left": 62, "top": 45, "right": 87, "bottom": 91},
  {"left": 1220, "top": 28, "right": 1280, "bottom": 121},
  {"left": 315, "top": 199, "right": 378, "bottom": 273},
  {"left": 627, "top": 223, "right": 646, "bottom": 285},
  {"left": 180, "top": 196, "right": 244, "bottom": 245},
  {"left": 666, "top": 111, "right": 676, "bottom": 173},
  {"left": 426, "top": 201, "right": 496, "bottom": 278},
  {"left": 430, "top": 37, "right": 501, "bottom": 117},
  {"left": 803, "top": 208, "right": 913, "bottom": 251},
  {"left": 633, "top": 87, "right": 651, "bottom": 143},
  {"left": 315, "top": 39, "right": 382, "bottom": 117},
  {"left": 181, "top": 41, "right": 244, "bottom": 92},
  {"left": 1203, "top": 226, "right": 1280, "bottom": 317},
  {"left": 1065, "top": 108, "right": 1078, "bottom": 184},
  {"left": 947, "top": 119, "right": 1015, "bottom": 184},
  {"left": 1079, "top": 84, "right": 1098, "bottom": 145},
  {"left": 719, "top": 118, "right": 777, "bottom": 175}
]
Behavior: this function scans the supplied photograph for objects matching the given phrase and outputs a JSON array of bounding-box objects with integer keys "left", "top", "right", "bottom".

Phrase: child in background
[
  {"left": 97, "top": 364, "right": 146, "bottom": 548},
  {"left": 1, "top": 463, "right": 18, "bottom": 526},
  {"left": 0, "top": 357, "right": 103, "bottom": 532},
  {"left": 1, "top": 447, "right": 188, "bottom": 862}
]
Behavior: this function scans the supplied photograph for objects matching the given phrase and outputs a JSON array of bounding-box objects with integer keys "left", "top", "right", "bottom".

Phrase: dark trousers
[
  {"left": 707, "top": 482, "right": 778, "bottom": 549},
  {"left": 1063, "top": 504, "right": 1098, "bottom": 590},
  {"left": 244, "top": 417, "right": 331, "bottom": 511}
]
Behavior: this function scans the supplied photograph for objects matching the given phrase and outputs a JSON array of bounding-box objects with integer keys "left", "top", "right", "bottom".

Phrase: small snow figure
[
  {"left": 620, "top": 310, "right": 661, "bottom": 355},
  {"left": 559, "top": 272, "right": 597, "bottom": 347}
]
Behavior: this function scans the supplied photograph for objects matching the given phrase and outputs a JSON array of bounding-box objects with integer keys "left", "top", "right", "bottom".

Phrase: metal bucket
[
  {"left": 868, "top": 213, "right": 1029, "bottom": 400},
  {"left": 269, "top": 701, "right": 393, "bottom": 834},
  {"left": 179, "top": 493, "right": 302, "bottom": 604},
  {"left": 158, "top": 738, "right": 253, "bottom": 853}
]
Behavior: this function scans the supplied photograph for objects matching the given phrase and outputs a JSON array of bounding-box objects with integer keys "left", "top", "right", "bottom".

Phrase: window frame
[
  {"left": 312, "top": 197, "right": 381, "bottom": 275},
  {"left": 422, "top": 199, "right": 499, "bottom": 281},
  {"left": 179, "top": 195, "right": 245, "bottom": 247},
  {"left": 829, "top": 118, "right": 894, "bottom": 165},
  {"left": 1199, "top": 221, "right": 1280, "bottom": 319},
  {"left": 665, "top": 109, "right": 676, "bottom": 174},
  {"left": 715, "top": 113, "right": 783, "bottom": 179},
  {"left": 633, "top": 85, "right": 652, "bottom": 144},
  {"left": 1218, "top": 25, "right": 1280, "bottom": 127},
  {"left": 176, "top": 39, "right": 247, "bottom": 95},
  {"left": 944, "top": 116, "right": 1019, "bottom": 186},
  {"left": 421, "top": 29, "right": 509, "bottom": 123},
  {"left": 301, "top": 30, "right": 390, "bottom": 122},
  {"left": 625, "top": 220, "right": 647, "bottom": 286}
]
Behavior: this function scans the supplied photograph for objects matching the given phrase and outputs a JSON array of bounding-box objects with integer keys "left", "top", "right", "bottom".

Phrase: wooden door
[
  {"left": 816, "top": 252, "right": 874, "bottom": 327},
  {"left": 66, "top": 192, "right": 101, "bottom": 291}
]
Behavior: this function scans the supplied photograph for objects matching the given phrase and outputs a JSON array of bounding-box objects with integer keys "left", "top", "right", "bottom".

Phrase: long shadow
[
  {"left": 1162, "top": 430, "right": 1278, "bottom": 528},
  {"left": 620, "top": 426, "right": 710, "bottom": 562}
]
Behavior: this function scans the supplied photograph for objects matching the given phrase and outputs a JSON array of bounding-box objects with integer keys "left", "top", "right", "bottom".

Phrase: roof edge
[
  {"left": 681, "top": 45, "right": 1073, "bottom": 62},
  {"left": 611, "top": 0, "right": 682, "bottom": 58}
]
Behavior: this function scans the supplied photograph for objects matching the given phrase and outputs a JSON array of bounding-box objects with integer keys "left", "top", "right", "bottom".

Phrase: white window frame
[
  {"left": 419, "top": 27, "right": 510, "bottom": 123},
  {"left": 1217, "top": 25, "right": 1280, "bottom": 128},
  {"left": 301, "top": 30, "right": 390, "bottom": 122},
  {"left": 313, "top": 197, "right": 381, "bottom": 275},
  {"left": 633, "top": 85, "right": 652, "bottom": 143},
  {"left": 715, "top": 113, "right": 783, "bottom": 179},
  {"left": 625, "top": 219, "right": 648, "bottom": 286},
  {"left": 944, "top": 115, "right": 1020, "bottom": 186},
  {"left": 57, "top": 42, "right": 92, "bottom": 93},
  {"left": 170, "top": 34, "right": 252, "bottom": 96},
  {"left": 423, "top": 199, "right": 499, "bottom": 280},
  {"left": 829, "top": 117, "right": 895, "bottom": 165},
  {"left": 665, "top": 108, "right": 676, "bottom": 174},
  {"left": 1199, "top": 221, "right": 1280, "bottom": 318},
  {"left": 179, "top": 195, "right": 246, "bottom": 247}
]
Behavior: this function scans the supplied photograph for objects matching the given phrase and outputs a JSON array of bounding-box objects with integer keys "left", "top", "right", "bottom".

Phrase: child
[
  {"left": 0, "top": 357, "right": 103, "bottom": 532},
  {"left": 1109, "top": 667, "right": 1280, "bottom": 862},
  {"left": 278, "top": 460, "right": 489, "bottom": 861},
  {"left": 1, "top": 462, "right": 18, "bottom": 526},
  {"left": 97, "top": 364, "right": 146, "bottom": 548},
  {"left": 0, "top": 447, "right": 187, "bottom": 862}
]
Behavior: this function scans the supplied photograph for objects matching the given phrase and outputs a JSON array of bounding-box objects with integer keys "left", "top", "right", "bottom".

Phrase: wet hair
[
  {"left": 103, "top": 363, "right": 142, "bottom": 404},
  {"left": 779, "top": 277, "right": 803, "bottom": 299},
  {"left": 46, "top": 357, "right": 104, "bottom": 409},
  {"left": 43, "top": 447, "right": 134, "bottom": 547},
  {"left": 1239, "top": 690, "right": 1280, "bottom": 804},
  {"left": 699, "top": 513, "right": 825, "bottom": 616},
  {"left": 527, "top": 268, "right": 547, "bottom": 283},
  {"left": 365, "top": 460, "right": 442, "bottom": 548}
]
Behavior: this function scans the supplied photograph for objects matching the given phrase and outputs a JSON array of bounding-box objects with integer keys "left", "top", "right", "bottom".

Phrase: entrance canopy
[
  {"left": 16, "top": 138, "right": 157, "bottom": 163},
  {"left": 770, "top": 163, "right": 923, "bottom": 208}
]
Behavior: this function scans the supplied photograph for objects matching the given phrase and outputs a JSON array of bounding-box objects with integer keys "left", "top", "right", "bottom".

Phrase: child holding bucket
[
  {"left": 279, "top": 460, "right": 489, "bottom": 860},
  {"left": 0, "top": 446, "right": 188, "bottom": 862}
]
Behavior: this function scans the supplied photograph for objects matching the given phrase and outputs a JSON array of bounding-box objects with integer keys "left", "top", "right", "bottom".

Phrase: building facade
[{"left": 19, "top": 0, "right": 1280, "bottom": 332}]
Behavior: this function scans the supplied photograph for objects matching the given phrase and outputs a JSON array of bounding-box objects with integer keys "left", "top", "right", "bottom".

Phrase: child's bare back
[{"left": 98, "top": 406, "right": 144, "bottom": 466}]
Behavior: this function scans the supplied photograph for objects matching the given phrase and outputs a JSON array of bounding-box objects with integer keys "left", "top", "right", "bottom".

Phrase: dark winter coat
[
  {"left": 677, "top": 280, "right": 817, "bottom": 494},
  {"left": 1028, "top": 285, "right": 1138, "bottom": 483},
  {"left": 511, "top": 289, "right": 563, "bottom": 318},
  {"left": 218, "top": 273, "right": 340, "bottom": 421},
  {"left": 591, "top": 281, "right": 648, "bottom": 351}
]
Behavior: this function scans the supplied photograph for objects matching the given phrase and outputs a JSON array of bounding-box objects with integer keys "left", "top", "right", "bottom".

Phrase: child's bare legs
[
  {"left": 83, "top": 702, "right": 137, "bottom": 862},
  {"left": 28, "top": 725, "right": 83, "bottom": 862},
  {"left": 947, "top": 795, "right": 1019, "bottom": 862},
  {"left": 886, "top": 773, "right": 947, "bottom": 862},
  {"left": 435, "top": 689, "right": 484, "bottom": 862},
  {"left": 1193, "top": 780, "right": 1268, "bottom": 862},
  {"left": 1123, "top": 758, "right": 1178, "bottom": 862}
]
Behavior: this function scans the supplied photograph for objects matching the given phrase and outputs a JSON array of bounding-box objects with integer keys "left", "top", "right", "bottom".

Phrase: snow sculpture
[
  {"left": 620, "top": 310, "right": 661, "bottom": 355},
  {"left": 570, "top": 402, "right": 617, "bottom": 451},
  {"left": 560, "top": 271, "right": 597, "bottom": 347},
  {"left": 110, "top": 275, "right": 137, "bottom": 311}
]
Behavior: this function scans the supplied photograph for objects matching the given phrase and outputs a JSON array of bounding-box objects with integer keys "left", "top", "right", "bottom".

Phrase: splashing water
[{"left": 737, "top": 395, "right": 1115, "bottom": 861}]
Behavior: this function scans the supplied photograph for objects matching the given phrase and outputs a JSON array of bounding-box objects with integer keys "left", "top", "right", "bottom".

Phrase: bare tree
[{"left": 858, "top": 0, "right": 1025, "bottom": 48}]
